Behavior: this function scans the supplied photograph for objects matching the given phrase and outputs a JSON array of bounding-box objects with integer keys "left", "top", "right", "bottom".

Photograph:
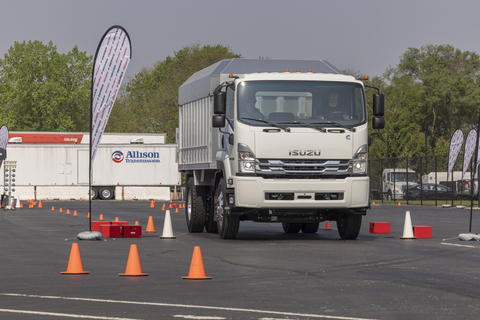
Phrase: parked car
[{"left": 403, "top": 183, "right": 456, "bottom": 201}]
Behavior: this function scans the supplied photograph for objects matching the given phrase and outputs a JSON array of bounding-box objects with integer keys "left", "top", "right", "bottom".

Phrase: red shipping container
[
  {"left": 123, "top": 225, "right": 142, "bottom": 238},
  {"left": 413, "top": 226, "right": 432, "bottom": 238},
  {"left": 369, "top": 222, "right": 390, "bottom": 234},
  {"left": 92, "top": 221, "right": 111, "bottom": 232},
  {"left": 100, "top": 225, "right": 122, "bottom": 238}
]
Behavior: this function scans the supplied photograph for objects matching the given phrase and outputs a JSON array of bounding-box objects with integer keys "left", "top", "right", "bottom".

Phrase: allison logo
[
  {"left": 112, "top": 151, "right": 124, "bottom": 163},
  {"left": 289, "top": 150, "right": 321, "bottom": 156},
  {"left": 112, "top": 150, "right": 161, "bottom": 164}
]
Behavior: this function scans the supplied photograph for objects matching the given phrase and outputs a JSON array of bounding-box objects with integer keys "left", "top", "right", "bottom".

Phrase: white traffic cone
[
  {"left": 400, "top": 211, "right": 416, "bottom": 239},
  {"left": 16, "top": 197, "right": 21, "bottom": 209},
  {"left": 159, "top": 210, "right": 176, "bottom": 239}
]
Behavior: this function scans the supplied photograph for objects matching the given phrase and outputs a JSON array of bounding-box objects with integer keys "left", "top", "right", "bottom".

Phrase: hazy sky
[{"left": 2, "top": 0, "right": 480, "bottom": 82}]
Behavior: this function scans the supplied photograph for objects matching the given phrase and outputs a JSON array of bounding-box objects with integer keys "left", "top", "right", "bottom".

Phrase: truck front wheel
[
  {"left": 185, "top": 177, "right": 206, "bottom": 233},
  {"left": 215, "top": 178, "right": 239, "bottom": 239},
  {"left": 337, "top": 214, "right": 362, "bottom": 240}
]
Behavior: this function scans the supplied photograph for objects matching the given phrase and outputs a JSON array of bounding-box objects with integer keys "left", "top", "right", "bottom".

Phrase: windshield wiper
[
  {"left": 277, "top": 121, "right": 326, "bottom": 133},
  {"left": 241, "top": 118, "right": 291, "bottom": 132},
  {"left": 311, "top": 121, "right": 356, "bottom": 132}
]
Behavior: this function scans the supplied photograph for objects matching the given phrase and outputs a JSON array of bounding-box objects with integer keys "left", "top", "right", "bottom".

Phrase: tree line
[{"left": 1, "top": 41, "right": 479, "bottom": 156}]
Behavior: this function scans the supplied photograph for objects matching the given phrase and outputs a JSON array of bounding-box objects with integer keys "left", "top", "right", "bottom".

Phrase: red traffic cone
[
  {"left": 61, "top": 243, "right": 89, "bottom": 274},
  {"left": 324, "top": 222, "right": 331, "bottom": 230},
  {"left": 119, "top": 244, "right": 148, "bottom": 276},
  {"left": 182, "top": 246, "right": 212, "bottom": 280},
  {"left": 145, "top": 216, "right": 156, "bottom": 233}
]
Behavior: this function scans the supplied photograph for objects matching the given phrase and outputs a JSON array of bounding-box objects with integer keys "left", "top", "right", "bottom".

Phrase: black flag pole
[{"left": 470, "top": 114, "right": 480, "bottom": 233}]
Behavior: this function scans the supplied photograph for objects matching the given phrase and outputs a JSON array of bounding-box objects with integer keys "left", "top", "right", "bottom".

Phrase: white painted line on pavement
[
  {"left": 0, "top": 308, "right": 140, "bottom": 320},
  {"left": 0, "top": 293, "right": 378, "bottom": 320},
  {"left": 173, "top": 316, "right": 225, "bottom": 319},
  {"left": 441, "top": 242, "right": 479, "bottom": 248}
]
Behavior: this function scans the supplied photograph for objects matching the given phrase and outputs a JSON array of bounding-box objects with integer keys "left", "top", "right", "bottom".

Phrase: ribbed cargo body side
[{"left": 178, "top": 96, "right": 218, "bottom": 170}]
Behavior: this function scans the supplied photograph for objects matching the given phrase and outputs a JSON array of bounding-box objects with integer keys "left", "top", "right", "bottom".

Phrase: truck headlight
[
  {"left": 352, "top": 144, "right": 367, "bottom": 174},
  {"left": 238, "top": 143, "right": 256, "bottom": 173}
]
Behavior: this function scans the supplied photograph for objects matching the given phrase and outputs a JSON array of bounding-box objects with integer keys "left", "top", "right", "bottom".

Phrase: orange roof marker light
[
  {"left": 308, "top": 69, "right": 312, "bottom": 73},
  {"left": 296, "top": 69, "right": 301, "bottom": 72}
]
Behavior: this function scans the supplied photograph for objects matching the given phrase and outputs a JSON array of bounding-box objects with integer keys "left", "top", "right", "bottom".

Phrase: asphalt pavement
[{"left": 1, "top": 199, "right": 480, "bottom": 320}]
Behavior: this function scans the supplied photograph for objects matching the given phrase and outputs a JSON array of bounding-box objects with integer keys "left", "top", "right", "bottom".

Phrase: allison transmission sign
[{"left": 111, "top": 150, "right": 160, "bottom": 163}]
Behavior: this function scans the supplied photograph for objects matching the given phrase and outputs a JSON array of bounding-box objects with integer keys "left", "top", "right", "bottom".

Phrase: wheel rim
[
  {"left": 101, "top": 189, "right": 111, "bottom": 199},
  {"left": 215, "top": 186, "right": 224, "bottom": 231},
  {"left": 187, "top": 191, "right": 192, "bottom": 221}
]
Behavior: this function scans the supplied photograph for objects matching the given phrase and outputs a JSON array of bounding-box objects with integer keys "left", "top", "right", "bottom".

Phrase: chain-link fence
[{"left": 368, "top": 154, "right": 478, "bottom": 206}]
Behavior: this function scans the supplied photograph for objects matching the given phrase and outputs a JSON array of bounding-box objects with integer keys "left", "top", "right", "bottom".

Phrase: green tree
[
  {"left": 107, "top": 43, "right": 242, "bottom": 142},
  {"left": 371, "top": 44, "right": 480, "bottom": 159},
  {"left": 0, "top": 40, "right": 92, "bottom": 131}
]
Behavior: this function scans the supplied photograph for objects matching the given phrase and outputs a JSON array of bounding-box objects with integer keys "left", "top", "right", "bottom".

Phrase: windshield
[
  {"left": 237, "top": 81, "right": 366, "bottom": 126},
  {"left": 393, "top": 173, "right": 416, "bottom": 182}
]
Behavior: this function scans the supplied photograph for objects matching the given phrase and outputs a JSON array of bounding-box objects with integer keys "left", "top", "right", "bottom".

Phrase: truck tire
[
  {"left": 337, "top": 214, "right": 362, "bottom": 240},
  {"left": 205, "top": 189, "right": 218, "bottom": 233},
  {"left": 185, "top": 177, "right": 206, "bottom": 233},
  {"left": 99, "top": 187, "right": 114, "bottom": 200},
  {"left": 301, "top": 222, "right": 319, "bottom": 233},
  {"left": 215, "top": 178, "right": 239, "bottom": 239},
  {"left": 282, "top": 222, "right": 301, "bottom": 233},
  {"left": 91, "top": 187, "right": 98, "bottom": 200}
]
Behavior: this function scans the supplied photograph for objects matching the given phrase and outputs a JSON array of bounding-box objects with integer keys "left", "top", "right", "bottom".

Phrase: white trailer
[
  {"left": 178, "top": 59, "right": 385, "bottom": 239},
  {"left": 3, "top": 132, "right": 180, "bottom": 201}
]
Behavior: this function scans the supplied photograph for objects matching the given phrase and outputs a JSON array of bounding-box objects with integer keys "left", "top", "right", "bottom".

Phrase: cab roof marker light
[
  {"left": 296, "top": 69, "right": 301, "bottom": 72},
  {"left": 285, "top": 69, "right": 290, "bottom": 72}
]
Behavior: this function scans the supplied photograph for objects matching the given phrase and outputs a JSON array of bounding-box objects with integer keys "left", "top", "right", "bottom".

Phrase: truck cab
[{"left": 382, "top": 168, "right": 417, "bottom": 201}]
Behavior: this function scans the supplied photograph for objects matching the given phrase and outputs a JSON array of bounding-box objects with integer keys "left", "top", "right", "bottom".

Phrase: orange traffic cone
[
  {"left": 51, "top": 206, "right": 55, "bottom": 211},
  {"left": 162, "top": 204, "right": 165, "bottom": 211},
  {"left": 59, "top": 208, "right": 63, "bottom": 213},
  {"left": 115, "top": 217, "right": 119, "bottom": 222},
  {"left": 46, "top": 198, "right": 49, "bottom": 201},
  {"left": 38, "top": 200, "right": 43, "bottom": 208},
  {"left": 119, "top": 244, "right": 148, "bottom": 276},
  {"left": 66, "top": 209, "right": 70, "bottom": 215},
  {"left": 170, "top": 199, "right": 172, "bottom": 203},
  {"left": 87, "top": 212, "right": 90, "bottom": 219},
  {"left": 150, "top": 200, "right": 155, "bottom": 208},
  {"left": 175, "top": 207, "right": 179, "bottom": 213},
  {"left": 398, "top": 202, "right": 401, "bottom": 206},
  {"left": 99, "top": 214, "right": 104, "bottom": 221},
  {"left": 20, "top": 204, "right": 24, "bottom": 208},
  {"left": 145, "top": 216, "right": 156, "bottom": 233},
  {"left": 135, "top": 221, "right": 139, "bottom": 226},
  {"left": 73, "top": 211, "right": 78, "bottom": 217},
  {"left": 324, "top": 222, "right": 331, "bottom": 230},
  {"left": 182, "top": 246, "right": 212, "bottom": 280},
  {"left": 372, "top": 201, "right": 376, "bottom": 206},
  {"left": 61, "top": 243, "right": 89, "bottom": 274},
  {"left": 80, "top": 198, "right": 83, "bottom": 201}
]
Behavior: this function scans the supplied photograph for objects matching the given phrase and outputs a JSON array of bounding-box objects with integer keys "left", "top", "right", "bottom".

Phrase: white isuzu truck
[{"left": 177, "top": 59, "right": 384, "bottom": 239}]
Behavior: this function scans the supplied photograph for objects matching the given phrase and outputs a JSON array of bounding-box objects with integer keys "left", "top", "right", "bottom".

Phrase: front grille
[{"left": 256, "top": 159, "right": 352, "bottom": 176}]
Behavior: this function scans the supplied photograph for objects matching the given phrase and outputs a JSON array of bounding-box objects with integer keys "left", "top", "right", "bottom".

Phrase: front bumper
[{"left": 233, "top": 176, "right": 369, "bottom": 209}]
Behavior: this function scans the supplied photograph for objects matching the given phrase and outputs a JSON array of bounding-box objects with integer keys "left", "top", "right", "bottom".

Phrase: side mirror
[
  {"left": 212, "top": 115, "right": 225, "bottom": 128},
  {"left": 372, "top": 117, "right": 385, "bottom": 130},
  {"left": 373, "top": 93, "right": 384, "bottom": 116},
  {"left": 214, "top": 91, "right": 226, "bottom": 115}
]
